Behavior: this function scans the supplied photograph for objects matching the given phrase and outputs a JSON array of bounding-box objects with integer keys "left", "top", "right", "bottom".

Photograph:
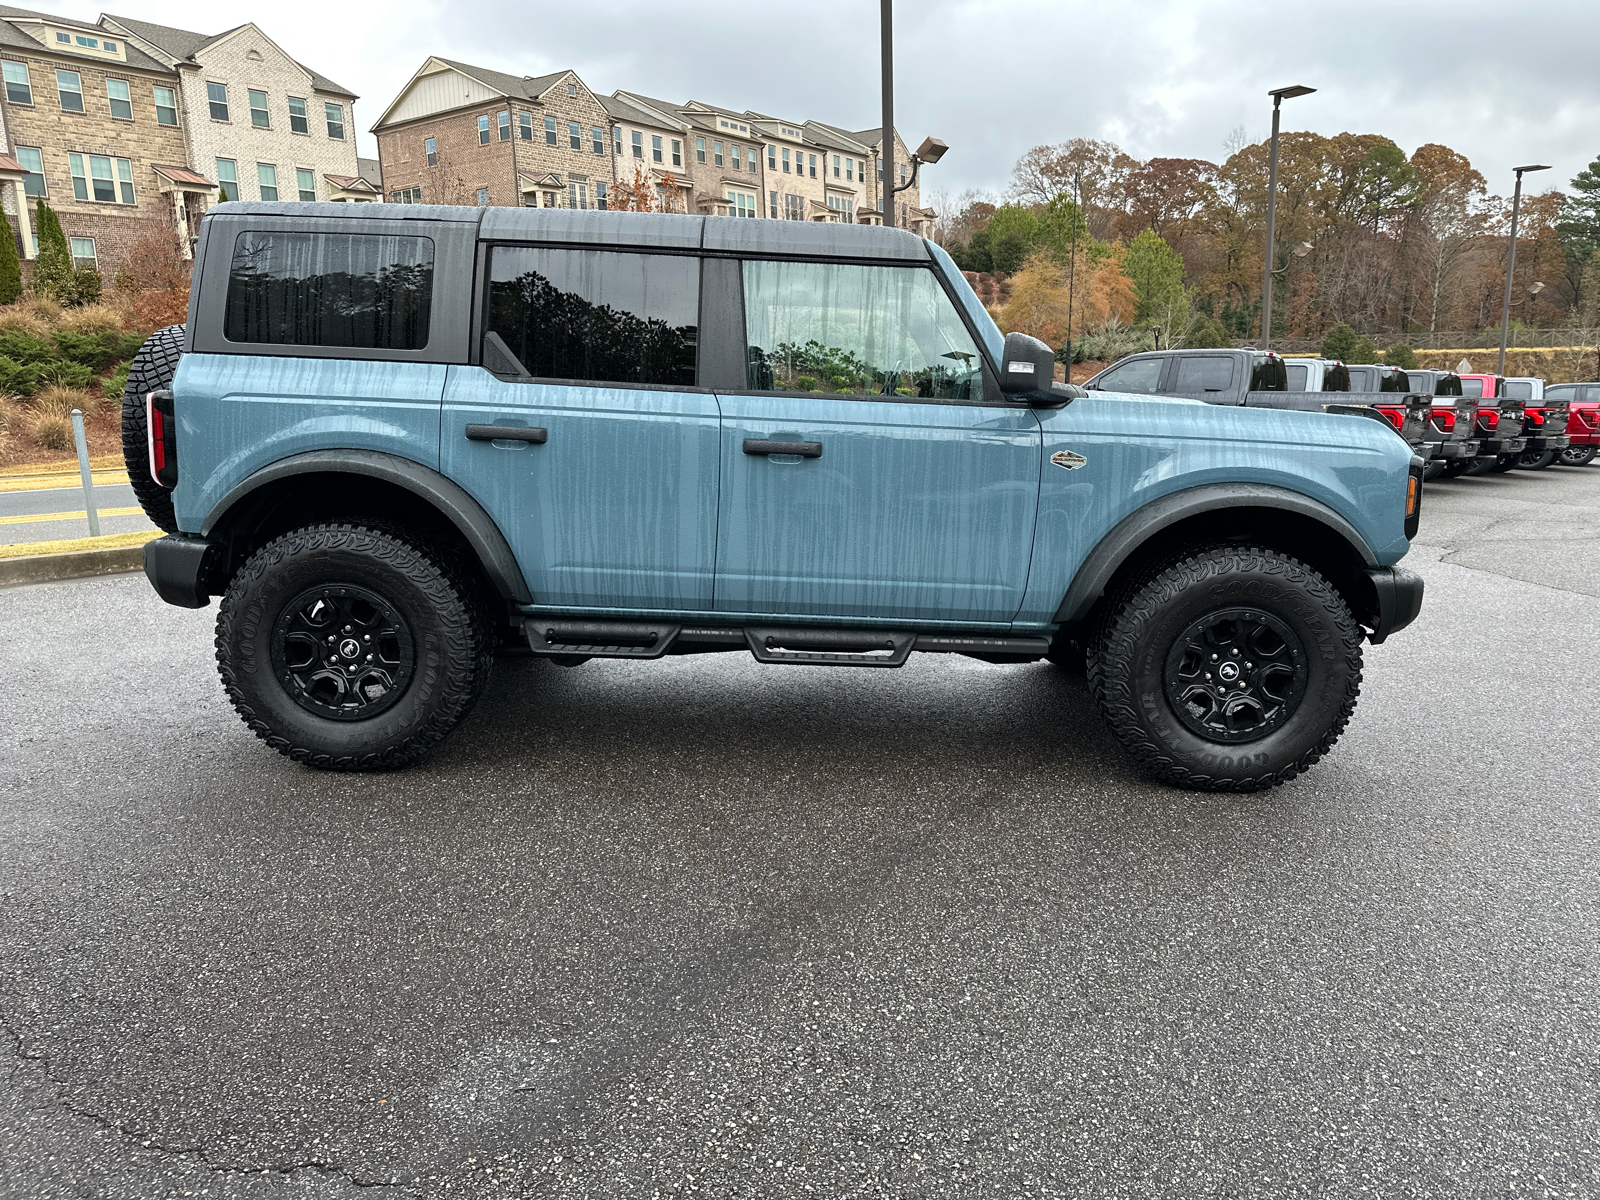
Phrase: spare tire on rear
[{"left": 120, "top": 323, "right": 185, "bottom": 533}]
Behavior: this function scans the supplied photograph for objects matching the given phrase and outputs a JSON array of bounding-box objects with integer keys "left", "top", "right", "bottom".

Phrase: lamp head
[
  {"left": 914, "top": 137, "right": 948, "bottom": 165},
  {"left": 1269, "top": 85, "right": 1317, "bottom": 101},
  {"left": 1292, "top": 241, "right": 1313, "bottom": 258},
  {"left": 1513, "top": 163, "right": 1552, "bottom": 174},
  {"left": 1528, "top": 281, "right": 1546, "bottom": 295}
]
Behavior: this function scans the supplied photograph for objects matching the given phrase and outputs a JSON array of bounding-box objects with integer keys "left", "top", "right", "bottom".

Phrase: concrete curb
[{"left": 0, "top": 545, "right": 147, "bottom": 588}]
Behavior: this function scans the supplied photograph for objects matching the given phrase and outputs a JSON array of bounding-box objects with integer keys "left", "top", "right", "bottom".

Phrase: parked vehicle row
[{"left": 126, "top": 202, "right": 1425, "bottom": 794}]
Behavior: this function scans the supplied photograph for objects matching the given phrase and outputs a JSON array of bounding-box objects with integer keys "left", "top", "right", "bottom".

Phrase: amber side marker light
[{"left": 1406, "top": 475, "right": 1419, "bottom": 518}]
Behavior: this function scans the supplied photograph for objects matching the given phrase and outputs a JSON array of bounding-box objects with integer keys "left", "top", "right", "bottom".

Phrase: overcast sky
[{"left": 65, "top": 0, "right": 1600, "bottom": 205}]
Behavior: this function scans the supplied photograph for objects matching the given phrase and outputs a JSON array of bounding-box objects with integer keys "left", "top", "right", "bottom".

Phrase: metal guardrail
[{"left": 1234, "top": 329, "right": 1598, "bottom": 353}]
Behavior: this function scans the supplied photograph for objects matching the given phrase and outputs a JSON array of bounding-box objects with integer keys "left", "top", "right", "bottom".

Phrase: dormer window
[{"left": 55, "top": 31, "right": 69, "bottom": 43}]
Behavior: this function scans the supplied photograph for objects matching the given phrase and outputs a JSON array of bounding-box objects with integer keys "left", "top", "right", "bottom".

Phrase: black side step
[
  {"left": 913, "top": 634, "right": 1051, "bottom": 663},
  {"left": 745, "top": 627, "right": 915, "bottom": 667},
  {"left": 523, "top": 619, "right": 680, "bottom": 659}
]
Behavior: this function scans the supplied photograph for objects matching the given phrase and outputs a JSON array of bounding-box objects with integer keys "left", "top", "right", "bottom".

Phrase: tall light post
[
  {"left": 880, "top": 0, "right": 895, "bottom": 228},
  {"left": 1498, "top": 163, "right": 1551, "bottom": 377},
  {"left": 1260, "top": 84, "right": 1316, "bottom": 351}
]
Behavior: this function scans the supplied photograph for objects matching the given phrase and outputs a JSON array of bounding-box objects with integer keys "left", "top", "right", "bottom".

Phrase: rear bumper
[
  {"left": 1427, "top": 439, "right": 1479, "bottom": 459},
  {"left": 1565, "top": 431, "right": 1600, "bottom": 447},
  {"left": 143, "top": 534, "right": 213, "bottom": 608},
  {"left": 1364, "top": 566, "right": 1424, "bottom": 645},
  {"left": 1525, "top": 434, "right": 1571, "bottom": 451},
  {"left": 1477, "top": 436, "right": 1527, "bottom": 455}
]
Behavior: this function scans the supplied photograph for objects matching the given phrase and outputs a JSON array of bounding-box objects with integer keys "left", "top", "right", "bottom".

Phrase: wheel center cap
[
  {"left": 339, "top": 638, "right": 361, "bottom": 659},
  {"left": 1218, "top": 661, "right": 1241, "bottom": 683}
]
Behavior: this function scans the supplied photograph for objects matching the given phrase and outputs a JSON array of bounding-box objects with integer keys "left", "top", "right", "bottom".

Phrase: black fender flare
[
  {"left": 203, "top": 449, "right": 533, "bottom": 603},
  {"left": 1052, "top": 482, "right": 1379, "bottom": 626}
]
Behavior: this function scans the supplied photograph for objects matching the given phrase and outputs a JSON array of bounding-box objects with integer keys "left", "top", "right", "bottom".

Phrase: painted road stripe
[
  {"left": 0, "top": 471, "right": 131, "bottom": 494},
  {"left": 0, "top": 530, "right": 160, "bottom": 560},
  {"left": 0, "top": 505, "right": 147, "bottom": 526}
]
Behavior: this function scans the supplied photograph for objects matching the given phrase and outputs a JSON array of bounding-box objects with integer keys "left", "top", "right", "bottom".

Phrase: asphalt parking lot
[{"left": 2, "top": 465, "right": 1598, "bottom": 1199}]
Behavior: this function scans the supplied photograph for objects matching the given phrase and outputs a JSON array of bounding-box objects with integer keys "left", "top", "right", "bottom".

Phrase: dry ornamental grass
[
  {"left": 32, "top": 384, "right": 98, "bottom": 421},
  {"left": 30, "top": 410, "right": 73, "bottom": 451},
  {"left": 58, "top": 301, "right": 131, "bottom": 334}
]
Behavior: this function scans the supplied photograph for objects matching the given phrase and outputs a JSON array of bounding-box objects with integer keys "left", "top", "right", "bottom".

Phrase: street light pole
[
  {"left": 1498, "top": 163, "right": 1551, "bottom": 377},
  {"left": 1065, "top": 170, "right": 1080, "bottom": 367},
  {"left": 880, "top": 0, "right": 894, "bottom": 228},
  {"left": 1260, "top": 85, "right": 1315, "bottom": 351}
]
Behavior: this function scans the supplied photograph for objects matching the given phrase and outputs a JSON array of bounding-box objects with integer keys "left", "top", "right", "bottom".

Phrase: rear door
[
  {"left": 441, "top": 243, "right": 721, "bottom": 611},
  {"left": 1162, "top": 353, "right": 1242, "bottom": 403},
  {"left": 713, "top": 256, "right": 1040, "bottom": 624}
]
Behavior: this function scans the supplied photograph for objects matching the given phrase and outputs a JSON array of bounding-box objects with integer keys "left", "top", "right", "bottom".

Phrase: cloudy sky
[{"left": 64, "top": 0, "right": 1600, "bottom": 204}]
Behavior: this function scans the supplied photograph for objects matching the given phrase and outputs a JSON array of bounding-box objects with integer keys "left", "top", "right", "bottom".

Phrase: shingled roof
[{"left": 100, "top": 13, "right": 356, "bottom": 97}]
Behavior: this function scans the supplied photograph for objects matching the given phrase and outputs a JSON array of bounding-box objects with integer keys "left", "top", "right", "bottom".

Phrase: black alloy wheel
[
  {"left": 1517, "top": 449, "right": 1558, "bottom": 470},
  {"left": 1558, "top": 445, "right": 1597, "bottom": 467},
  {"left": 1489, "top": 454, "right": 1521, "bottom": 473},
  {"left": 1163, "top": 608, "right": 1308, "bottom": 744},
  {"left": 270, "top": 583, "right": 415, "bottom": 720},
  {"left": 1441, "top": 458, "right": 1476, "bottom": 478}
]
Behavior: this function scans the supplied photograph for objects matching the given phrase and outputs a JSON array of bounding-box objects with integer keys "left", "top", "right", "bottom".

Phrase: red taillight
[
  {"left": 150, "top": 405, "right": 166, "bottom": 473},
  {"left": 1478, "top": 409, "right": 1500, "bottom": 432},
  {"left": 1528, "top": 409, "right": 1546, "bottom": 427},
  {"left": 1374, "top": 406, "right": 1405, "bottom": 430},
  {"left": 1580, "top": 410, "right": 1599, "bottom": 430},
  {"left": 1430, "top": 409, "right": 1455, "bottom": 433}
]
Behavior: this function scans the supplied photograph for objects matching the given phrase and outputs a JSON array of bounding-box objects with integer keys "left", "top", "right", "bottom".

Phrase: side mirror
[{"left": 1000, "top": 331, "right": 1060, "bottom": 402}]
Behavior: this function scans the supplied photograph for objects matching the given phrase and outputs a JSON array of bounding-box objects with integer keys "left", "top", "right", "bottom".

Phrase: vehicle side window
[
  {"left": 1378, "top": 368, "right": 1407, "bottom": 393},
  {"left": 1434, "top": 375, "right": 1463, "bottom": 396},
  {"left": 1172, "top": 355, "right": 1234, "bottom": 393},
  {"left": 1285, "top": 363, "right": 1308, "bottom": 391},
  {"left": 1322, "top": 363, "right": 1350, "bottom": 391},
  {"left": 485, "top": 247, "right": 699, "bottom": 387},
  {"left": 1459, "top": 378, "right": 1484, "bottom": 398},
  {"left": 1249, "top": 355, "right": 1287, "bottom": 391},
  {"left": 1406, "top": 372, "right": 1432, "bottom": 394},
  {"left": 223, "top": 231, "right": 434, "bottom": 350},
  {"left": 1344, "top": 366, "right": 1373, "bottom": 392},
  {"left": 1542, "top": 384, "right": 1574, "bottom": 401},
  {"left": 1093, "top": 356, "right": 1162, "bottom": 394},
  {"left": 741, "top": 260, "right": 980, "bottom": 400}
]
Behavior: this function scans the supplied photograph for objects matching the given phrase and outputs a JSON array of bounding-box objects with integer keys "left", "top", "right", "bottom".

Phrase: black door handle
[
  {"left": 743, "top": 439, "right": 822, "bottom": 458},
  {"left": 466, "top": 424, "right": 547, "bottom": 443}
]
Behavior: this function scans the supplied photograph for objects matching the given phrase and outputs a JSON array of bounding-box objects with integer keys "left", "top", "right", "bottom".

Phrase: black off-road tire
[
  {"left": 1516, "top": 449, "right": 1558, "bottom": 470},
  {"left": 1087, "top": 545, "right": 1364, "bottom": 793},
  {"left": 1441, "top": 457, "right": 1475, "bottom": 478},
  {"left": 1422, "top": 460, "right": 1446, "bottom": 482},
  {"left": 215, "top": 523, "right": 494, "bottom": 771},
  {"left": 119, "top": 323, "right": 186, "bottom": 533},
  {"left": 1489, "top": 454, "right": 1520, "bottom": 473},
  {"left": 1558, "top": 445, "right": 1596, "bottom": 467}
]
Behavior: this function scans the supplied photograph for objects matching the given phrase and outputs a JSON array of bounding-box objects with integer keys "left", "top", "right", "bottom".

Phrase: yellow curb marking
[
  {"left": 0, "top": 454, "right": 124, "bottom": 478},
  {"left": 0, "top": 471, "right": 131, "bottom": 494},
  {"left": 0, "top": 530, "right": 160, "bottom": 559},
  {"left": 0, "top": 505, "right": 147, "bottom": 526}
]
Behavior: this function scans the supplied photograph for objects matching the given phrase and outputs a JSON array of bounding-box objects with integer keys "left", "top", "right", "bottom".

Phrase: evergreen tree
[
  {"left": 1321, "top": 323, "right": 1359, "bottom": 360},
  {"left": 0, "top": 207, "right": 21, "bottom": 305},
  {"left": 30, "top": 199, "right": 72, "bottom": 300},
  {"left": 1122, "top": 230, "right": 1187, "bottom": 327},
  {"left": 1557, "top": 154, "right": 1600, "bottom": 262},
  {"left": 1382, "top": 342, "right": 1418, "bottom": 370}
]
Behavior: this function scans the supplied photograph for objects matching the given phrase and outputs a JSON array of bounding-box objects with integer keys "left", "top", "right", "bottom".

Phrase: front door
[
  {"left": 442, "top": 244, "right": 720, "bottom": 611},
  {"left": 715, "top": 258, "right": 1041, "bottom": 625}
]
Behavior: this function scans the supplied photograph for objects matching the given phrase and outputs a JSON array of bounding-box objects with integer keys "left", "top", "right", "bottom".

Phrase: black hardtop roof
[{"left": 206, "top": 201, "right": 930, "bottom": 261}]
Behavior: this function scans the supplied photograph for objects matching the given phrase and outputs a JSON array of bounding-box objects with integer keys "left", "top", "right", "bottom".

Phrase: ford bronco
[{"left": 127, "top": 203, "right": 1424, "bottom": 791}]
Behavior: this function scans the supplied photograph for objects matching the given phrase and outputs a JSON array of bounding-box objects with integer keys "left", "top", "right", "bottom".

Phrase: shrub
[
  {"left": 33, "top": 384, "right": 96, "bottom": 420},
  {"left": 0, "top": 329, "right": 58, "bottom": 363},
  {"left": 104, "top": 360, "right": 132, "bottom": 401},
  {"left": 30, "top": 200, "right": 72, "bottom": 302},
  {"left": 132, "top": 285, "right": 189, "bottom": 331},
  {"left": 67, "top": 265, "right": 103, "bottom": 306},
  {"left": 0, "top": 306, "right": 52, "bottom": 337},
  {"left": 57, "top": 303, "right": 128, "bottom": 334},
  {"left": 30, "top": 410, "right": 73, "bottom": 451},
  {"left": 0, "top": 355, "right": 39, "bottom": 397},
  {"left": 1382, "top": 341, "right": 1418, "bottom": 370},
  {"left": 795, "top": 375, "right": 817, "bottom": 391},
  {"left": 19, "top": 295, "right": 61, "bottom": 327},
  {"left": 1185, "top": 315, "right": 1234, "bottom": 349},
  {"left": 33, "top": 358, "right": 93, "bottom": 389},
  {"left": 0, "top": 209, "right": 21, "bottom": 306},
  {"left": 1071, "top": 316, "right": 1155, "bottom": 364},
  {"left": 52, "top": 329, "right": 127, "bottom": 373}
]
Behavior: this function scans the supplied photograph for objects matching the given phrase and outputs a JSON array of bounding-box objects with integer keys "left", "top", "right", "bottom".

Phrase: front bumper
[
  {"left": 1426, "top": 439, "right": 1480, "bottom": 459},
  {"left": 144, "top": 534, "right": 214, "bottom": 608},
  {"left": 1363, "top": 566, "right": 1424, "bottom": 645},
  {"left": 1477, "top": 436, "right": 1527, "bottom": 455}
]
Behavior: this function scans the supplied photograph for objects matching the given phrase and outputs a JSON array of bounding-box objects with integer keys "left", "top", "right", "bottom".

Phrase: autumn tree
[{"left": 1121, "top": 230, "right": 1189, "bottom": 336}]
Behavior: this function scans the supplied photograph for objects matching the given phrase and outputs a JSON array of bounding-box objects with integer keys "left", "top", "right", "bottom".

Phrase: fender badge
[{"left": 1050, "top": 449, "right": 1088, "bottom": 470}]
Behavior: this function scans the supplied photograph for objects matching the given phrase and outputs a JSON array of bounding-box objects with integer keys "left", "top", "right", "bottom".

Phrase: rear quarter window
[{"left": 223, "top": 231, "right": 434, "bottom": 350}]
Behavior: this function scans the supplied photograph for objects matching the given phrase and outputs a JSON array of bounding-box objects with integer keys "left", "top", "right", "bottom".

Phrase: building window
[
  {"left": 392, "top": 187, "right": 421, "bottom": 204},
  {"left": 767, "top": 146, "right": 776, "bottom": 170},
  {"left": 216, "top": 158, "right": 238, "bottom": 201},
  {"left": 68, "top": 154, "right": 134, "bottom": 204},
  {"left": 2, "top": 61, "right": 31, "bottom": 105},
  {"left": 106, "top": 78, "right": 132, "bottom": 120},
  {"left": 768, "top": 189, "right": 777, "bottom": 219},
  {"left": 288, "top": 95, "right": 308, "bottom": 134},
  {"left": 205, "top": 81, "right": 229, "bottom": 121},
  {"left": 651, "top": 135, "right": 662, "bottom": 164},
  {"left": 153, "top": 85, "right": 178, "bottom": 126},
  {"left": 499, "top": 110, "right": 511, "bottom": 141},
  {"left": 68, "top": 237, "right": 96, "bottom": 270},
  {"left": 257, "top": 162, "right": 278, "bottom": 202},
  {"left": 592, "top": 126, "right": 604, "bottom": 155},
  {"left": 784, "top": 148, "right": 794, "bottom": 174},
  {"left": 102, "top": 40, "right": 117, "bottom": 52},
  {"left": 725, "top": 190, "right": 756, "bottom": 218},
  {"left": 876, "top": 156, "right": 882, "bottom": 181},
  {"left": 731, "top": 145, "right": 742, "bottom": 171},
  {"left": 846, "top": 158, "right": 853, "bottom": 181},
  {"left": 833, "top": 154, "right": 840, "bottom": 178},
  {"left": 55, "top": 31, "right": 68, "bottom": 43},
  {"left": 325, "top": 103, "right": 344, "bottom": 139},
  {"left": 784, "top": 193, "right": 804, "bottom": 220},
  {"left": 56, "top": 70, "right": 83, "bottom": 112},
  {"left": 74, "top": 35, "right": 98, "bottom": 49},
  {"left": 713, "top": 140, "right": 723, "bottom": 167},
  {"left": 696, "top": 137, "right": 706, "bottom": 164},
  {"left": 749, "top": 152, "right": 758, "bottom": 174},
  {"left": 859, "top": 160, "right": 867, "bottom": 182},
  {"left": 631, "top": 131, "right": 643, "bottom": 159},
  {"left": 248, "top": 89, "right": 270, "bottom": 128},
  {"left": 900, "top": 163, "right": 907, "bottom": 185},
  {"left": 596, "top": 182, "right": 607, "bottom": 210},
  {"left": 422, "top": 137, "right": 436, "bottom": 166},
  {"left": 477, "top": 187, "right": 488, "bottom": 205},
  {"left": 478, "top": 115, "right": 490, "bottom": 145},
  {"left": 809, "top": 154, "right": 817, "bottom": 179},
  {"left": 568, "top": 181, "right": 589, "bottom": 209},
  {"left": 297, "top": 167, "right": 316, "bottom": 202},
  {"left": 671, "top": 139, "right": 682, "bottom": 167},
  {"left": 827, "top": 194, "right": 855, "bottom": 219},
  {"left": 569, "top": 122, "right": 580, "bottom": 150},
  {"left": 566, "top": 81, "right": 577, "bottom": 96},
  {"left": 520, "top": 111, "right": 533, "bottom": 141},
  {"left": 16, "top": 147, "right": 44, "bottom": 196},
  {"left": 614, "top": 125, "right": 622, "bottom": 156},
  {"left": 545, "top": 115, "right": 557, "bottom": 146}
]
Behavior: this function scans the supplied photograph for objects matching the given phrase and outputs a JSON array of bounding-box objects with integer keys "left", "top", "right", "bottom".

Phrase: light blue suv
[{"left": 127, "top": 202, "right": 1424, "bottom": 790}]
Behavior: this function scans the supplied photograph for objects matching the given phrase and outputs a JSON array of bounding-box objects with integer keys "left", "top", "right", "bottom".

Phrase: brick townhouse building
[
  {"left": 372, "top": 54, "right": 934, "bottom": 234},
  {"left": 0, "top": 5, "right": 368, "bottom": 283}
]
